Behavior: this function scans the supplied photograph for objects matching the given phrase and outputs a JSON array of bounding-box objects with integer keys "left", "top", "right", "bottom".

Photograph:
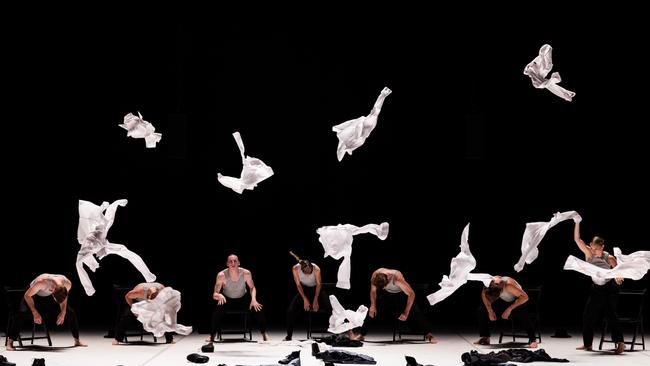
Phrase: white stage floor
[{"left": 1, "top": 330, "right": 648, "bottom": 365}]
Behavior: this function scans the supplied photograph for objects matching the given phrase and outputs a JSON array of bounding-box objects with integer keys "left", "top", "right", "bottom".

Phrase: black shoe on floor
[
  {"left": 187, "top": 353, "right": 209, "bottom": 363},
  {"left": 32, "top": 359, "right": 45, "bottom": 366},
  {"left": 201, "top": 343, "right": 214, "bottom": 353},
  {"left": 0, "top": 355, "right": 16, "bottom": 366}
]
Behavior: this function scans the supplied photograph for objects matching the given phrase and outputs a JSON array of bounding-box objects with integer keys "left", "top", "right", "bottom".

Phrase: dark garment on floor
[
  {"left": 317, "top": 333, "right": 363, "bottom": 347},
  {"left": 461, "top": 349, "right": 569, "bottom": 365},
  {"left": 405, "top": 355, "right": 434, "bottom": 366},
  {"left": 314, "top": 349, "right": 376, "bottom": 364}
]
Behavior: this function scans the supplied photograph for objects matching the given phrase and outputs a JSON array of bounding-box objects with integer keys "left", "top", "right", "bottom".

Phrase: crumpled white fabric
[
  {"left": 119, "top": 112, "right": 162, "bottom": 148},
  {"left": 218, "top": 131, "right": 274, "bottom": 193},
  {"left": 427, "top": 223, "right": 494, "bottom": 306},
  {"left": 614, "top": 247, "right": 650, "bottom": 265},
  {"left": 332, "top": 87, "right": 391, "bottom": 161},
  {"left": 328, "top": 295, "right": 368, "bottom": 334},
  {"left": 563, "top": 254, "right": 650, "bottom": 285},
  {"left": 524, "top": 44, "right": 576, "bottom": 102},
  {"left": 76, "top": 199, "right": 156, "bottom": 296},
  {"left": 317, "top": 222, "right": 389, "bottom": 289},
  {"left": 130, "top": 287, "right": 193, "bottom": 337},
  {"left": 514, "top": 211, "right": 581, "bottom": 272}
]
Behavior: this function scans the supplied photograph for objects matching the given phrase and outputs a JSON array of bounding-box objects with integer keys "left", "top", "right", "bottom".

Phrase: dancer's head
[
  {"left": 147, "top": 286, "right": 161, "bottom": 300},
  {"left": 299, "top": 260, "right": 314, "bottom": 275},
  {"left": 372, "top": 272, "right": 389, "bottom": 289},
  {"left": 589, "top": 236, "right": 605, "bottom": 255},
  {"left": 485, "top": 276, "right": 505, "bottom": 301},
  {"left": 226, "top": 254, "right": 240, "bottom": 268},
  {"left": 52, "top": 286, "right": 68, "bottom": 304}
]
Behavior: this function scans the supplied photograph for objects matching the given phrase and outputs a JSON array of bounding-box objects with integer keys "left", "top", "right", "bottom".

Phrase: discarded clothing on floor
[
  {"left": 461, "top": 349, "right": 569, "bottom": 365},
  {"left": 316, "top": 333, "right": 363, "bottom": 347},
  {"left": 405, "top": 355, "right": 433, "bottom": 366},
  {"left": 313, "top": 342, "right": 376, "bottom": 364}
]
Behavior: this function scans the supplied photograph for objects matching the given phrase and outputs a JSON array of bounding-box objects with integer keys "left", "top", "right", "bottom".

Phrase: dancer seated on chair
[
  {"left": 352, "top": 268, "right": 436, "bottom": 344},
  {"left": 112, "top": 282, "right": 175, "bottom": 344},
  {"left": 6, "top": 273, "right": 86, "bottom": 351},
  {"left": 284, "top": 251, "right": 330, "bottom": 341},
  {"left": 474, "top": 275, "right": 538, "bottom": 348},
  {"left": 206, "top": 254, "right": 269, "bottom": 342},
  {"left": 572, "top": 218, "right": 625, "bottom": 354}
]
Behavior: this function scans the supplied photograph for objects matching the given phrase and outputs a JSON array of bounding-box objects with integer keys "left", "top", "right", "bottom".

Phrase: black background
[{"left": 2, "top": 8, "right": 649, "bottom": 333}]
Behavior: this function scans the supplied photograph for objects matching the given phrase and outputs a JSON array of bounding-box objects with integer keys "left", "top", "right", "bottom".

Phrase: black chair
[
  {"left": 499, "top": 286, "right": 542, "bottom": 344},
  {"left": 3, "top": 286, "right": 52, "bottom": 347},
  {"left": 307, "top": 308, "right": 330, "bottom": 339},
  {"left": 599, "top": 288, "right": 646, "bottom": 351},
  {"left": 305, "top": 283, "right": 335, "bottom": 339},
  {"left": 217, "top": 310, "right": 252, "bottom": 341},
  {"left": 392, "top": 283, "right": 429, "bottom": 342},
  {"left": 113, "top": 285, "right": 157, "bottom": 343}
]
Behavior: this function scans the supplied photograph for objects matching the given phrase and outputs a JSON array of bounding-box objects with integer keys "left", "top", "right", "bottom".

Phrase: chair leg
[
  {"left": 31, "top": 323, "right": 36, "bottom": 345},
  {"left": 641, "top": 322, "right": 645, "bottom": 350},
  {"left": 44, "top": 323, "right": 52, "bottom": 346},
  {"left": 511, "top": 319, "right": 516, "bottom": 343},
  {"left": 598, "top": 321, "right": 607, "bottom": 351},
  {"left": 631, "top": 322, "right": 638, "bottom": 351},
  {"left": 307, "top": 311, "right": 312, "bottom": 339}
]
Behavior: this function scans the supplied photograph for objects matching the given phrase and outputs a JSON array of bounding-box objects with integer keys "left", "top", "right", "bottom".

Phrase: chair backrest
[
  {"left": 616, "top": 289, "right": 646, "bottom": 320},
  {"left": 3, "top": 287, "right": 28, "bottom": 315}
]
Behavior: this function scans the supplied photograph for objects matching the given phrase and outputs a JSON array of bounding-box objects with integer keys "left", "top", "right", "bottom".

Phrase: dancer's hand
[
  {"left": 501, "top": 308, "right": 512, "bottom": 320},
  {"left": 398, "top": 312, "right": 409, "bottom": 321},
  {"left": 56, "top": 311, "right": 66, "bottom": 325},
  {"left": 369, "top": 306, "right": 377, "bottom": 318},
  {"left": 250, "top": 300, "right": 263, "bottom": 312},
  {"left": 615, "top": 277, "right": 624, "bottom": 285},
  {"left": 311, "top": 300, "right": 320, "bottom": 312},
  {"left": 32, "top": 311, "right": 43, "bottom": 324},
  {"left": 303, "top": 298, "right": 310, "bottom": 311},
  {"left": 488, "top": 309, "right": 497, "bottom": 321},
  {"left": 213, "top": 293, "right": 226, "bottom": 305}
]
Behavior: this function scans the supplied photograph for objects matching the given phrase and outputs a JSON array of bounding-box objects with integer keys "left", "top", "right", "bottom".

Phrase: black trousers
[
  {"left": 582, "top": 281, "right": 623, "bottom": 347},
  {"left": 285, "top": 286, "right": 330, "bottom": 338},
  {"left": 114, "top": 305, "right": 174, "bottom": 343},
  {"left": 477, "top": 299, "right": 536, "bottom": 343},
  {"left": 8, "top": 297, "right": 79, "bottom": 340},
  {"left": 359, "top": 292, "right": 432, "bottom": 335},
  {"left": 210, "top": 294, "right": 267, "bottom": 337}
]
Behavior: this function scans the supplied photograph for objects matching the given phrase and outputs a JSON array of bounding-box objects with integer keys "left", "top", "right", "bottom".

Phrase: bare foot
[
  {"left": 348, "top": 332, "right": 364, "bottom": 341},
  {"left": 261, "top": 331, "right": 270, "bottom": 341},
  {"left": 473, "top": 337, "right": 490, "bottom": 345},
  {"left": 528, "top": 341, "right": 538, "bottom": 349},
  {"left": 615, "top": 342, "right": 625, "bottom": 355},
  {"left": 74, "top": 340, "right": 88, "bottom": 347},
  {"left": 6, "top": 339, "right": 15, "bottom": 351},
  {"left": 425, "top": 333, "right": 438, "bottom": 344},
  {"left": 283, "top": 336, "right": 292, "bottom": 341},
  {"left": 112, "top": 339, "right": 120, "bottom": 345},
  {"left": 576, "top": 345, "right": 592, "bottom": 351},
  {"left": 204, "top": 336, "right": 214, "bottom": 342}
]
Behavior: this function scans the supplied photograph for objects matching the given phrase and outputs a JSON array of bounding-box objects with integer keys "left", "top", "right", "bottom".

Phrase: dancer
[
  {"left": 284, "top": 251, "right": 329, "bottom": 341},
  {"left": 474, "top": 275, "right": 538, "bottom": 348},
  {"left": 207, "top": 254, "right": 269, "bottom": 342},
  {"left": 6, "top": 274, "right": 87, "bottom": 351}
]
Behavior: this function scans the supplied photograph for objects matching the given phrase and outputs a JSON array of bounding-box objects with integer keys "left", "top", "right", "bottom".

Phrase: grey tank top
[
  {"left": 221, "top": 268, "right": 247, "bottom": 298},
  {"left": 588, "top": 251, "right": 611, "bottom": 270},
  {"left": 499, "top": 276, "right": 518, "bottom": 302},
  {"left": 136, "top": 282, "right": 164, "bottom": 301},
  {"left": 31, "top": 274, "right": 70, "bottom": 297},
  {"left": 384, "top": 271, "right": 402, "bottom": 294},
  {"left": 296, "top": 263, "right": 317, "bottom": 287}
]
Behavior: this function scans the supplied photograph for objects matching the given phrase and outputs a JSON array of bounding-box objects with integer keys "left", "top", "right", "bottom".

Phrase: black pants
[
  {"left": 114, "top": 305, "right": 174, "bottom": 343},
  {"left": 286, "top": 286, "right": 330, "bottom": 338},
  {"left": 359, "top": 292, "right": 432, "bottom": 335},
  {"left": 582, "top": 281, "right": 623, "bottom": 347},
  {"left": 477, "top": 299, "right": 536, "bottom": 343},
  {"left": 8, "top": 297, "right": 79, "bottom": 340},
  {"left": 210, "top": 294, "right": 267, "bottom": 338}
]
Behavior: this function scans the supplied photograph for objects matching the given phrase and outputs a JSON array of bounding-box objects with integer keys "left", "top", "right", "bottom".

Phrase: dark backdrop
[{"left": 2, "top": 9, "right": 648, "bottom": 333}]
